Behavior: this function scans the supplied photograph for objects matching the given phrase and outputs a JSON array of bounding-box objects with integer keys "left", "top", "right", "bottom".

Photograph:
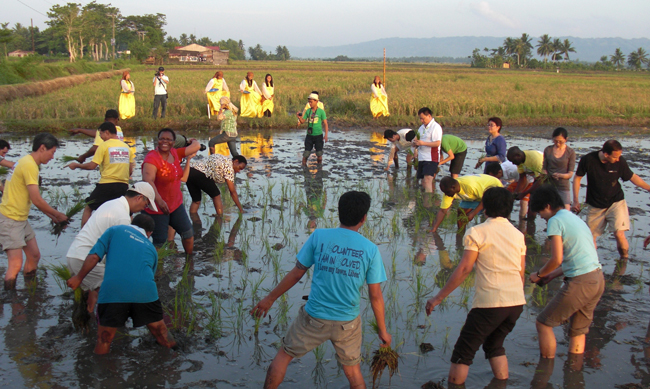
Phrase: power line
[{"left": 16, "top": 0, "right": 47, "bottom": 17}]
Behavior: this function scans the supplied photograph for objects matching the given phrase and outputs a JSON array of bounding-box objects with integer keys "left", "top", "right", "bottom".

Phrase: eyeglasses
[
  {"left": 552, "top": 139, "right": 566, "bottom": 145},
  {"left": 158, "top": 138, "right": 174, "bottom": 143}
]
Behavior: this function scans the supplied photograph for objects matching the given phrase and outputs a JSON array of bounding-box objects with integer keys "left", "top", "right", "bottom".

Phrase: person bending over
[{"left": 186, "top": 154, "right": 247, "bottom": 216}]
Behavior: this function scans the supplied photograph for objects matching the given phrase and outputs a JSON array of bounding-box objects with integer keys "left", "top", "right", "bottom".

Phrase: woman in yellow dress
[
  {"left": 118, "top": 70, "right": 136, "bottom": 120},
  {"left": 205, "top": 71, "right": 230, "bottom": 117},
  {"left": 261, "top": 74, "right": 274, "bottom": 117},
  {"left": 239, "top": 72, "right": 263, "bottom": 118},
  {"left": 370, "top": 76, "right": 389, "bottom": 118}
]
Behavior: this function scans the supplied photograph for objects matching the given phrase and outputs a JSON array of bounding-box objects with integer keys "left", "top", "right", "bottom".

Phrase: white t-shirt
[
  {"left": 501, "top": 160, "right": 535, "bottom": 184},
  {"left": 394, "top": 129, "right": 414, "bottom": 152},
  {"left": 417, "top": 119, "right": 443, "bottom": 162},
  {"left": 66, "top": 196, "right": 131, "bottom": 266},
  {"left": 153, "top": 75, "right": 169, "bottom": 95}
]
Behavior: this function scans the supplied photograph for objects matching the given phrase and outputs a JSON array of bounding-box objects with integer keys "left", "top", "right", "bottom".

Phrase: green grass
[{"left": 2, "top": 60, "right": 650, "bottom": 132}]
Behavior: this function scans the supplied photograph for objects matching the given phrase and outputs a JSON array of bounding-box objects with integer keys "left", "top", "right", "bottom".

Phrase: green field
[{"left": 2, "top": 60, "right": 650, "bottom": 133}]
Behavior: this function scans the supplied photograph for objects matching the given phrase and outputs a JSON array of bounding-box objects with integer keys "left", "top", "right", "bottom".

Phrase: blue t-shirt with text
[
  {"left": 89, "top": 225, "right": 159, "bottom": 304},
  {"left": 547, "top": 209, "right": 601, "bottom": 278},
  {"left": 298, "top": 228, "right": 387, "bottom": 321}
]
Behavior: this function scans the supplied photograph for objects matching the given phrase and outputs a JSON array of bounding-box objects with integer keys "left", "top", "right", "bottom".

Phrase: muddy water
[{"left": 0, "top": 128, "right": 649, "bottom": 388}]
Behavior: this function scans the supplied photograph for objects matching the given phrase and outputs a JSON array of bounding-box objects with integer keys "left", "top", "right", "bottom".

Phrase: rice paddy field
[
  {"left": 1, "top": 127, "right": 650, "bottom": 388},
  {"left": 1, "top": 61, "right": 650, "bottom": 133}
]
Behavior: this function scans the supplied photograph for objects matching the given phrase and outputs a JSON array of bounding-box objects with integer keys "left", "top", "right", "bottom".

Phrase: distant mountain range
[{"left": 282, "top": 37, "right": 650, "bottom": 63}]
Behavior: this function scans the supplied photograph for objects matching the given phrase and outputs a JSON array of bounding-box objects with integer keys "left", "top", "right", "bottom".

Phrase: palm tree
[
  {"left": 518, "top": 33, "right": 534, "bottom": 65},
  {"left": 560, "top": 39, "right": 576, "bottom": 61},
  {"left": 536, "top": 34, "right": 553, "bottom": 62},
  {"left": 503, "top": 37, "right": 517, "bottom": 64},
  {"left": 610, "top": 48, "right": 625, "bottom": 69},
  {"left": 551, "top": 38, "right": 562, "bottom": 62},
  {"left": 188, "top": 34, "right": 196, "bottom": 44},
  {"left": 627, "top": 47, "right": 648, "bottom": 70},
  {"left": 179, "top": 33, "right": 188, "bottom": 46}
]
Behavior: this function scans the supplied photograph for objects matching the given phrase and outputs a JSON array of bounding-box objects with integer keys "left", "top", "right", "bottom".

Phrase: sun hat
[
  {"left": 220, "top": 96, "right": 239, "bottom": 114},
  {"left": 130, "top": 182, "right": 158, "bottom": 212},
  {"left": 307, "top": 93, "right": 319, "bottom": 101}
]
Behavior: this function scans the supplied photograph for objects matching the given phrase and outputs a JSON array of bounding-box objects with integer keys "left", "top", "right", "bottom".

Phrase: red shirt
[{"left": 142, "top": 147, "right": 187, "bottom": 214}]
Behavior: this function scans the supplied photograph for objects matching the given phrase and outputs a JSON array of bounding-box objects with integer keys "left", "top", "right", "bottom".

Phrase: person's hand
[
  {"left": 158, "top": 199, "right": 170, "bottom": 214},
  {"left": 412, "top": 139, "right": 421, "bottom": 147},
  {"left": 250, "top": 296, "right": 274, "bottom": 318},
  {"left": 644, "top": 235, "right": 650, "bottom": 249},
  {"left": 66, "top": 275, "right": 82, "bottom": 290},
  {"left": 384, "top": 166, "right": 390, "bottom": 172},
  {"left": 186, "top": 151, "right": 197, "bottom": 159},
  {"left": 52, "top": 212, "right": 69, "bottom": 224},
  {"left": 429, "top": 226, "right": 438, "bottom": 234},
  {"left": 76, "top": 155, "right": 86, "bottom": 163},
  {"left": 551, "top": 173, "right": 562, "bottom": 180},
  {"left": 529, "top": 271, "right": 550, "bottom": 286},
  {"left": 571, "top": 202, "right": 581, "bottom": 214},
  {"left": 69, "top": 129, "right": 82, "bottom": 135},
  {"left": 425, "top": 296, "right": 441, "bottom": 316},
  {"left": 324, "top": 133, "right": 328, "bottom": 142},
  {"left": 378, "top": 330, "right": 392, "bottom": 348},
  {"left": 67, "top": 163, "right": 79, "bottom": 170}
]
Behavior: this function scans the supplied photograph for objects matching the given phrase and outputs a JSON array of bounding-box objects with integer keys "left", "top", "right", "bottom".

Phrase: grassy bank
[{"left": 1, "top": 61, "right": 650, "bottom": 132}]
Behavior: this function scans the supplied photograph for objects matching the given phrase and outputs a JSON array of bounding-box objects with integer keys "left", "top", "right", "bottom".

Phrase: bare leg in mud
[
  {"left": 87, "top": 288, "right": 99, "bottom": 313},
  {"left": 94, "top": 325, "right": 117, "bottom": 354},
  {"left": 80, "top": 205, "right": 92, "bottom": 227},
  {"left": 147, "top": 320, "right": 176, "bottom": 348},
  {"left": 5, "top": 238, "right": 41, "bottom": 290}
]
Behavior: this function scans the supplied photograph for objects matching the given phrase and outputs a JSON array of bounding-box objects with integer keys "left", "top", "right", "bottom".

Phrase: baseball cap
[
  {"left": 158, "top": 66, "right": 165, "bottom": 71},
  {"left": 130, "top": 182, "right": 158, "bottom": 212}
]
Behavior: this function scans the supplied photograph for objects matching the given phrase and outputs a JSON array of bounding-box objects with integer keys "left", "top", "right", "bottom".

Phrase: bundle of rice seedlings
[
  {"left": 61, "top": 155, "right": 77, "bottom": 163},
  {"left": 369, "top": 320, "right": 399, "bottom": 388},
  {"left": 474, "top": 153, "right": 487, "bottom": 169},
  {"left": 72, "top": 291, "right": 91, "bottom": 332},
  {"left": 51, "top": 199, "right": 91, "bottom": 237},
  {"left": 0, "top": 166, "right": 9, "bottom": 175},
  {"left": 47, "top": 263, "right": 83, "bottom": 302}
]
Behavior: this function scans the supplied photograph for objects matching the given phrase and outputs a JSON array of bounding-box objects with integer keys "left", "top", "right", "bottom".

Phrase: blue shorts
[
  {"left": 417, "top": 161, "right": 439, "bottom": 179},
  {"left": 144, "top": 206, "right": 193, "bottom": 246},
  {"left": 459, "top": 200, "right": 481, "bottom": 210}
]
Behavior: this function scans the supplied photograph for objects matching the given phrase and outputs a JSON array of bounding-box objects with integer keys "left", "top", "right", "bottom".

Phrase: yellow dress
[
  {"left": 207, "top": 78, "right": 230, "bottom": 116},
  {"left": 118, "top": 80, "right": 136, "bottom": 120},
  {"left": 261, "top": 85, "right": 274, "bottom": 114},
  {"left": 370, "top": 83, "right": 389, "bottom": 118},
  {"left": 240, "top": 80, "right": 263, "bottom": 118}
]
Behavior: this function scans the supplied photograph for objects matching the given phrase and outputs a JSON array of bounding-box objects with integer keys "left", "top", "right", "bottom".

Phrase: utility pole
[{"left": 30, "top": 18, "right": 35, "bottom": 52}]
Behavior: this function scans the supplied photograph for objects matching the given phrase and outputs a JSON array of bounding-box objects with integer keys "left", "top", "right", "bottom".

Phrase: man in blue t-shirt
[
  {"left": 67, "top": 215, "right": 176, "bottom": 354},
  {"left": 251, "top": 191, "right": 391, "bottom": 389}
]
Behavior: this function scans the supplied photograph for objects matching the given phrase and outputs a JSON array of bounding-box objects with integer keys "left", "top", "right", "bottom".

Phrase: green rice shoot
[
  {"left": 0, "top": 166, "right": 9, "bottom": 175},
  {"left": 61, "top": 155, "right": 77, "bottom": 163}
]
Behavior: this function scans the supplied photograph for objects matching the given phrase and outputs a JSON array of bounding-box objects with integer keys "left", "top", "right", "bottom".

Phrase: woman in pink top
[{"left": 142, "top": 128, "right": 200, "bottom": 254}]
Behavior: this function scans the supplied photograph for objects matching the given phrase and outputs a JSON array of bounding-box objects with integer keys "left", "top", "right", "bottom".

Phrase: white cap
[
  {"left": 307, "top": 93, "right": 319, "bottom": 101},
  {"left": 129, "top": 182, "right": 158, "bottom": 212}
]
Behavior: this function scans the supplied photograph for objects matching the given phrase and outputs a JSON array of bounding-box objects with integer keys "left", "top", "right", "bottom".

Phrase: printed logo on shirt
[
  {"left": 108, "top": 147, "right": 130, "bottom": 164},
  {"left": 316, "top": 243, "right": 364, "bottom": 279}
]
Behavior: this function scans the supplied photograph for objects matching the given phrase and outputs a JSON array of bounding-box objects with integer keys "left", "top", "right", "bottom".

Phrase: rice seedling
[
  {"left": 201, "top": 291, "right": 225, "bottom": 339},
  {"left": 166, "top": 264, "right": 199, "bottom": 335},
  {"left": 311, "top": 344, "right": 328, "bottom": 385},
  {"left": 47, "top": 263, "right": 83, "bottom": 301},
  {"left": 61, "top": 155, "right": 77, "bottom": 163},
  {"left": 0, "top": 166, "right": 9, "bottom": 175},
  {"left": 368, "top": 319, "right": 399, "bottom": 388},
  {"left": 442, "top": 326, "right": 452, "bottom": 354},
  {"left": 51, "top": 199, "right": 92, "bottom": 237}
]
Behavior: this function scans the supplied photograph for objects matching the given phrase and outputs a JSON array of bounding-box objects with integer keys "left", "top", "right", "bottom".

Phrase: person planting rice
[
  {"left": 239, "top": 72, "right": 263, "bottom": 118},
  {"left": 0, "top": 140, "right": 15, "bottom": 193},
  {"left": 66, "top": 182, "right": 157, "bottom": 315},
  {"left": 485, "top": 161, "right": 535, "bottom": 219},
  {"left": 542, "top": 127, "right": 576, "bottom": 209},
  {"left": 67, "top": 214, "right": 176, "bottom": 355},
  {"left": 205, "top": 71, "right": 230, "bottom": 117},
  {"left": 383, "top": 129, "right": 415, "bottom": 171},
  {"left": 572, "top": 140, "right": 650, "bottom": 260},
  {"left": 251, "top": 191, "right": 391, "bottom": 389},
  {"left": 426, "top": 187, "right": 526, "bottom": 385},
  {"left": 297, "top": 92, "right": 328, "bottom": 165},
  {"left": 208, "top": 96, "right": 240, "bottom": 156},
  {"left": 476, "top": 117, "right": 506, "bottom": 173},
  {"left": 261, "top": 74, "right": 275, "bottom": 117},
  {"left": 186, "top": 154, "right": 247, "bottom": 216},
  {"left": 370, "top": 76, "right": 389, "bottom": 118},
  {"left": 68, "top": 109, "right": 134, "bottom": 163},
  {"left": 411, "top": 107, "right": 442, "bottom": 193},
  {"left": 118, "top": 70, "right": 136, "bottom": 120},
  {"left": 0, "top": 134, "right": 68, "bottom": 290},
  {"left": 528, "top": 185, "right": 605, "bottom": 359},
  {"left": 507, "top": 147, "right": 545, "bottom": 219},
  {"left": 429, "top": 174, "right": 503, "bottom": 233},
  {"left": 67, "top": 122, "right": 135, "bottom": 227},
  {"left": 439, "top": 134, "right": 468, "bottom": 179}
]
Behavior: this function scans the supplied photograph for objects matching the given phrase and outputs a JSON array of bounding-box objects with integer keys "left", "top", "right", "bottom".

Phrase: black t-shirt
[{"left": 575, "top": 151, "right": 633, "bottom": 209}]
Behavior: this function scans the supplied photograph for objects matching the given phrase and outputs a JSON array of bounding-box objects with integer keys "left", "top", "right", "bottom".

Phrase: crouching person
[
  {"left": 67, "top": 214, "right": 175, "bottom": 354},
  {"left": 251, "top": 191, "right": 391, "bottom": 389},
  {"left": 426, "top": 187, "right": 526, "bottom": 385}
]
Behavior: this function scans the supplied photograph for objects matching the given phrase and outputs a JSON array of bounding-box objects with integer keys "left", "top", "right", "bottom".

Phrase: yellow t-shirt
[
  {"left": 441, "top": 174, "right": 503, "bottom": 209},
  {"left": 92, "top": 138, "right": 135, "bottom": 184},
  {"left": 93, "top": 126, "right": 124, "bottom": 146},
  {"left": 0, "top": 155, "right": 40, "bottom": 221},
  {"left": 517, "top": 150, "right": 544, "bottom": 177}
]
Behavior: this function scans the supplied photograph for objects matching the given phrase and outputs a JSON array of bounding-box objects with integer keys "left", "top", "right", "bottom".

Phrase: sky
[{"left": 6, "top": 0, "right": 650, "bottom": 47}]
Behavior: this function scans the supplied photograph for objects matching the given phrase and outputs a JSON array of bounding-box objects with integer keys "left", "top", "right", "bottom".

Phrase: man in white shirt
[
  {"left": 412, "top": 107, "right": 443, "bottom": 192},
  {"left": 152, "top": 67, "right": 169, "bottom": 119},
  {"left": 66, "top": 182, "right": 157, "bottom": 314},
  {"left": 383, "top": 129, "right": 415, "bottom": 171}
]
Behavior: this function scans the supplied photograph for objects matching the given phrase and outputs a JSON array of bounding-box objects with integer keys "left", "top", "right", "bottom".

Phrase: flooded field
[{"left": 0, "top": 127, "right": 650, "bottom": 388}]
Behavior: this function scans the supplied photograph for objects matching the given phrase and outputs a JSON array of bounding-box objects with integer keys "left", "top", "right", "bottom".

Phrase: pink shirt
[{"left": 142, "top": 147, "right": 187, "bottom": 214}]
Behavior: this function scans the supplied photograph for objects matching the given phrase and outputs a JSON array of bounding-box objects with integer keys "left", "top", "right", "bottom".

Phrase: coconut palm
[
  {"left": 610, "top": 48, "right": 625, "bottom": 69},
  {"left": 551, "top": 38, "right": 562, "bottom": 62},
  {"left": 536, "top": 34, "right": 553, "bottom": 62},
  {"left": 560, "top": 39, "right": 576, "bottom": 61},
  {"left": 627, "top": 47, "right": 649, "bottom": 70},
  {"left": 518, "top": 33, "right": 534, "bottom": 65}
]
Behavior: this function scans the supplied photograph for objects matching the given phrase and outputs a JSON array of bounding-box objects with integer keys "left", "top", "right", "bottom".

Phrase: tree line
[
  {"left": 471, "top": 33, "right": 649, "bottom": 70},
  {"left": 0, "top": 1, "right": 289, "bottom": 63}
]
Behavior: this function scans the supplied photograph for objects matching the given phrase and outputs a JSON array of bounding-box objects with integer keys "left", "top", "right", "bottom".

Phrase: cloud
[{"left": 471, "top": 1, "right": 520, "bottom": 29}]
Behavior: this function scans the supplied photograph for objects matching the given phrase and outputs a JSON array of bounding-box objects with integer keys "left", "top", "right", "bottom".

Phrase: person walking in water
[{"left": 297, "top": 93, "right": 328, "bottom": 165}]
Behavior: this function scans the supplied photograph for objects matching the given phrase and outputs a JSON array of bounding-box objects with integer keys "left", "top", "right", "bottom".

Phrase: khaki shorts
[
  {"left": 0, "top": 213, "right": 36, "bottom": 251},
  {"left": 282, "top": 306, "right": 362, "bottom": 366},
  {"left": 67, "top": 257, "right": 104, "bottom": 291},
  {"left": 537, "top": 269, "right": 605, "bottom": 337},
  {"left": 587, "top": 200, "right": 629, "bottom": 238}
]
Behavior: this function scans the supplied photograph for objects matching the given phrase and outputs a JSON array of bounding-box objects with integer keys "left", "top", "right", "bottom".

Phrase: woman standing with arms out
[
  {"left": 205, "top": 71, "right": 230, "bottom": 117},
  {"left": 370, "top": 76, "right": 389, "bottom": 118},
  {"left": 142, "top": 128, "right": 200, "bottom": 255},
  {"left": 477, "top": 117, "right": 506, "bottom": 173},
  {"left": 542, "top": 127, "right": 576, "bottom": 209},
  {"left": 118, "top": 71, "right": 135, "bottom": 120},
  {"left": 529, "top": 185, "right": 604, "bottom": 359},
  {"left": 239, "top": 72, "right": 263, "bottom": 118},
  {"left": 261, "top": 74, "right": 274, "bottom": 117},
  {"left": 208, "top": 96, "right": 240, "bottom": 156}
]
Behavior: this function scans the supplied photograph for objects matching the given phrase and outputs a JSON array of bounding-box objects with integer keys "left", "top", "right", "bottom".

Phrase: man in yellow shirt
[
  {"left": 0, "top": 134, "right": 68, "bottom": 290},
  {"left": 68, "top": 109, "right": 136, "bottom": 162},
  {"left": 430, "top": 174, "right": 503, "bottom": 233},
  {"left": 507, "top": 147, "right": 544, "bottom": 219},
  {"left": 67, "top": 122, "right": 135, "bottom": 226}
]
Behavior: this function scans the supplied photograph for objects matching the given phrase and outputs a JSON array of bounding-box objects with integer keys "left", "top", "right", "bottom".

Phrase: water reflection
[{"left": 300, "top": 165, "right": 326, "bottom": 232}]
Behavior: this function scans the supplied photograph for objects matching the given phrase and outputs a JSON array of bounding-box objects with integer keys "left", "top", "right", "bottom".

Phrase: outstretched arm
[
  {"left": 251, "top": 265, "right": 307, "bottom": 318},
  {"left": 572, "top": 175, "right": 583, "bottom": 213},
  {"left": 426, "top": 249, "right": 478, "bottom": 315},
  {"left": 368, "top": 283, "right": 392, "bottom": 346},
  {"left": 27, "top": 185, "right": 67, "bottom": 223},
  {"left": 430, "top": 208, "right": 449, "bottom": 233},
  {"left": 226, "top": 180, "right": 244, "bottom": 214},
  {"left": 439, "top": 149, "right": 455, "bottom": 166},
  {"left": 67, "top": 161, "right": 98, "bottom": 171},
  {"left": 630, "top": 174, "right": 650, "bottom": 191},
  {"left": 66, "top": 254, "right": 101, "bottom": 290}
]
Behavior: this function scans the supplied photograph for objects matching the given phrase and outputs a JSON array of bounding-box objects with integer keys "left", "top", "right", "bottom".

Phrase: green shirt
[
  {"left": 441, "top": 134, "right": 467, "bottom": 154},
  {"left": 302, "top": 108, "right": 327, "bottom": 136},
  {"left": 220, "top": 109, "right": 237, "bottom": 137}
]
